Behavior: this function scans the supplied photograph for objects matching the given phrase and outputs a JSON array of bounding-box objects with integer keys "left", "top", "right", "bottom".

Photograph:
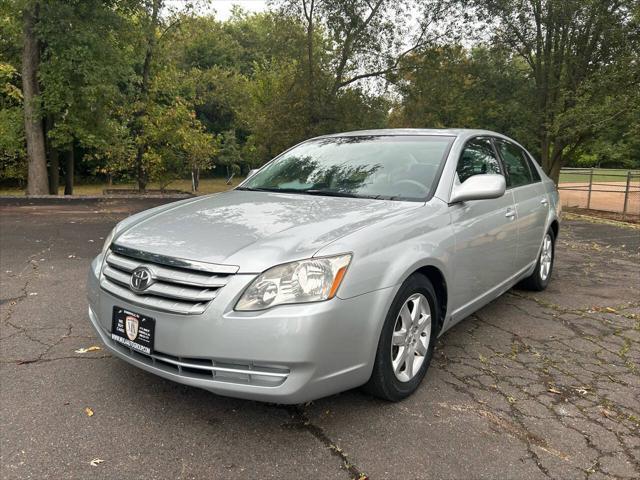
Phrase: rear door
[
  {"left": 449, "top": 137, "right": 518, "bottom": 312},
  {"left": 494, "top": 139, "right": 547, "bottom": 272}
]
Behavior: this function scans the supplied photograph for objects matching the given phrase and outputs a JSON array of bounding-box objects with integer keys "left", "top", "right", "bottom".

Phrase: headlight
[
  {"left": 101, "top": 227, "right": 116, "bottom": 254},
  {"left": 235, "top": 254, "right": 352, "bottom": 311}
]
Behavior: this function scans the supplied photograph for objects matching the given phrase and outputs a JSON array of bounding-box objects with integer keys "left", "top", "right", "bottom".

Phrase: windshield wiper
[
  {"left": 237, "top": 187, "right": 396, "bottom": 200},
  {"left": 304, "top": 189, "right": 362, "bottom": 198},
  {"left": 308, "top": 190, "right": 402, "bottom": 200},
  {"left": 236, "top": 186, "right": 302, "bottom": 193},
  {"left": 237, "top": 187, "right": 350, "bottom": 196}
]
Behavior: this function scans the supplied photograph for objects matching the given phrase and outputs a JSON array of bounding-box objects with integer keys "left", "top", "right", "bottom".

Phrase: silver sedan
[{"left": 87, "top": 129, "right": 560, "bottom": 403}]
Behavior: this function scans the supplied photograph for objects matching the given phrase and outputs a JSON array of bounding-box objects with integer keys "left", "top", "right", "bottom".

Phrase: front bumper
[{"left": 87, "top": 255, "right": 394, "bottom": 404}]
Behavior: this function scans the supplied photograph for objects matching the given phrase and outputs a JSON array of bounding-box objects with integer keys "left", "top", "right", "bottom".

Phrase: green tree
[
  {"left": 277, "top": 0, "right": 449, "bottom": 131},
  {"left": 469, "top": 0, "right": 639, "bottom": 182},
  {"left": 216, "top": 130, "right": 243, "bottom": 180},
  {"left": 391, "top": 45, "right": 536, "bottom": 151},
  {"left": 0, "top": 63, "right": 26, "bottom": 183},
  {"left": 21, "top": 0, "right": 48, "bottom": 194},
  {"left": 140, "top": 99, "right": 216, "bottom": 191},
  {"left": 38, "top": 0, "right": 135, "bottom": 194}
]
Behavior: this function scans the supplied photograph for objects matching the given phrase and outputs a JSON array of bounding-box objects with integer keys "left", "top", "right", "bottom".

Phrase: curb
[
  {"left": 562, "top": 212, "right": 640, "bottom": 230},
  {"left": 0, "top": 194, "right": 193, "bottom": 206}
]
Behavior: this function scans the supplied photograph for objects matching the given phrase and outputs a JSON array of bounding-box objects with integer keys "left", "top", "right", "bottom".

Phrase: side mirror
[
  {"left": 450, "top": 174, "right": 506, "bottom": 203},
  {"left": 246, "top": 169, "right": 259, "bottom": 179}
]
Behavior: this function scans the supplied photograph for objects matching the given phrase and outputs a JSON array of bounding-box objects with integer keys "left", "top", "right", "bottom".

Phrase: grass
[
  {"left": 0, "top": 177, "right": 244, "bottom": 196},
  {"left": 559, "top": 168, "right": 639, "bottom": 184}
]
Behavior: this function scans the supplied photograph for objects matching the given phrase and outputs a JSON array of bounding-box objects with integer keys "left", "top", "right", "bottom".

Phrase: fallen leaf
[
  {"left": 90, "top": 458, "right": 104, "bottom": 467},
  {"left": 84, "top": 407, "right": 94, "bottom": 417},
  {"left": 600, "top": 408, "right": 616, "bottom": 419},
  {"left": 75, "top": 346, "right": 101, "bottom": 354},
  {"left": 605, "top": 307, "right": 617, "bottom": 313}
]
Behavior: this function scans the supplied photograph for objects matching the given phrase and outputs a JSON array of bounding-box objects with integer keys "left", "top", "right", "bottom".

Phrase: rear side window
[
  {"left": 456, "top": 138, "right": 502, "bottom": 183},
  {"left": 496, "top": 140, "right": 533, "bottom": 188},
  {"left": 524, "top": 153, "right": 541, "bottom": 182}
]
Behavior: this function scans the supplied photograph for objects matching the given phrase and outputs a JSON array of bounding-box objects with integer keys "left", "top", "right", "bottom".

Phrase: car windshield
[{"left": 239, "top": 135, "right": 455, "bottom": 201}]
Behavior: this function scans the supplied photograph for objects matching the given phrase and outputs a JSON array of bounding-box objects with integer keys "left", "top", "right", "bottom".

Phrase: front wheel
[
  {"left": 519, "top": 229, "right": 555, "bottom": 291},
  {"left": 363, "top": 274, "right": 439, "bottom": 401}
]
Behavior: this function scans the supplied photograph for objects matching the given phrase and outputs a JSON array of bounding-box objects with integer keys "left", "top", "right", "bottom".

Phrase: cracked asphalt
[{"left": 1, "top": 198, "right": 639, "bottom": 480}]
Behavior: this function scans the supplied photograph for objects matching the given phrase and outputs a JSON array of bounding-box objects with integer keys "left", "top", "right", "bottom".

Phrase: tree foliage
[
  {"left": 0, "top": 0, "right": 637, "bottom": 193},
  {"left": 466, "top": 0, "right": 639, "bottom": 181},
  {"left": 0, "top": 62, "right": 25, "bottom": 181}
]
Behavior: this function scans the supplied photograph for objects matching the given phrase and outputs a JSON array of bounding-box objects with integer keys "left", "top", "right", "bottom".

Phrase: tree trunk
[
  {"left": 548, "top": 161, "right": 562, "bottom": 185},
  {"left": 45, "top": 115, "right": 59, "bottom": 194},
  {"left": 48, "top": 149, "right": 59, "bottom": 194},
  {"left": 134, "top": 0, "right": 161, "bottom": 192},
  {"left": 135, "top": 145, "right": 147, "bottom": 192},
  {"left": 302, "top": 0, "right": 315, "bottom": 134},
  {"left": 22, "top": 1, "right": 48, "bottom": 195},
  {"left": 191, "top": 166, "right": 200, "bottom": 192},
  {"left": 64, "top": 147, "right": 74, "bottom": 195}
]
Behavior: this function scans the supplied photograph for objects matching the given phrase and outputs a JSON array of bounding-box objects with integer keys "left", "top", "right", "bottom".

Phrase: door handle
[
  {"left": 505, "top": 208, "right": 516, "bottom": 219},
  {"left": 540, "top": 198, "right": 548, "bottom": 205}
]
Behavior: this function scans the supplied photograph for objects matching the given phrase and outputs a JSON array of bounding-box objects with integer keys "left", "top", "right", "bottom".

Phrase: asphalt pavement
[{"left": 1, "top": 198, "right": 639, "bottom": 479}]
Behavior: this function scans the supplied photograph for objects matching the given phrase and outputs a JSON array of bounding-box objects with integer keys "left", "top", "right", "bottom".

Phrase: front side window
[
  {"left": 496, "top": 140, "right": 534, "bottom": 188},
  {"left": 241, "top": 135, "right": 455, "bottom": 201},
  {"left": 456, "top": 137, "right": 502, "bottom": 183}
]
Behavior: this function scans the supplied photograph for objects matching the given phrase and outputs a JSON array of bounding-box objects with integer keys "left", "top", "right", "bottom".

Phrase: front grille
[
  {"left": 109, "top": 340, "right": 289, "bottom": 387},
  {"left": 100, "top": 246, "right": 237, "bottom": 315}
]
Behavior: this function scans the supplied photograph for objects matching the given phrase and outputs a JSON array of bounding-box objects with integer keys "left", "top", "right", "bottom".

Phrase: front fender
[{"left": 317, "top": 200, "right": 454, "bottom": 315}]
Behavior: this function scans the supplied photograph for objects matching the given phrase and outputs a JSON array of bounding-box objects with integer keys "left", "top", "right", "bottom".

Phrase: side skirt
[{"left": 440, "top": 261, "right": 536, "bottom": 335}]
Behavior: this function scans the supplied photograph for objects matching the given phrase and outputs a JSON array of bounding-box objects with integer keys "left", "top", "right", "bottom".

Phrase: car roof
[{"left": 316, "top": 128, "right": 502, "bottom": 138}]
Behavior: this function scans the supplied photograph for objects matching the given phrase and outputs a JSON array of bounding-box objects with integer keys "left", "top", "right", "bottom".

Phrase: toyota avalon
[{"left": 87, "top": 129, "right": 560, "bottom": 403}]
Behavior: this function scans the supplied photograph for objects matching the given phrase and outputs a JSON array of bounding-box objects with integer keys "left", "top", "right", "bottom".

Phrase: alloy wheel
[
  {"left": 391, "top": 293, "right": 431, "bottom": 382},
  {"left": 540, "top": 233, "right": 553, "bottom": 281}
]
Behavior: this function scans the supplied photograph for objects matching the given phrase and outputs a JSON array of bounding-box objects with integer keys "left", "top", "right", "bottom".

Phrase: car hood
[{"left": 113, "top": 190, "right": 421, "bottom": 272}]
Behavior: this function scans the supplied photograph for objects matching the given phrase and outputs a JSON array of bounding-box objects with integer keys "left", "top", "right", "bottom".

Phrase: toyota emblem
[{"left": 130, "top": 267, "right": 153, "bottom": 292}]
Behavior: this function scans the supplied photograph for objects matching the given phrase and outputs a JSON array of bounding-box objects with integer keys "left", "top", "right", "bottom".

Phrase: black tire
[
  {"left": 363, "top": 273, "right": 439, "bottom": 401},
  {"left": 519, "top": 228, "right": 555, "bottom": 291}
]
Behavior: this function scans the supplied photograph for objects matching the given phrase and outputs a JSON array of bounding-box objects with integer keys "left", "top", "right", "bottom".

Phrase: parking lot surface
[{"left": 1, "top": 198, "right": 639, "bottom": 479}]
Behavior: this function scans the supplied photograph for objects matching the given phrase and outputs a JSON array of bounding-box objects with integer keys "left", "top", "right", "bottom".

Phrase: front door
[{"left": 449, "top": 137, "right": 519, "bottom": 316}]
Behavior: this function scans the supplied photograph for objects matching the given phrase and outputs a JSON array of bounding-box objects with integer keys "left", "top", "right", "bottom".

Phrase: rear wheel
[
  {"left": 364, "top": 274, "right": 439, "bottom": 401},
  {"left": 519, "top": 229, "right": 555, "bottom": 291}
]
